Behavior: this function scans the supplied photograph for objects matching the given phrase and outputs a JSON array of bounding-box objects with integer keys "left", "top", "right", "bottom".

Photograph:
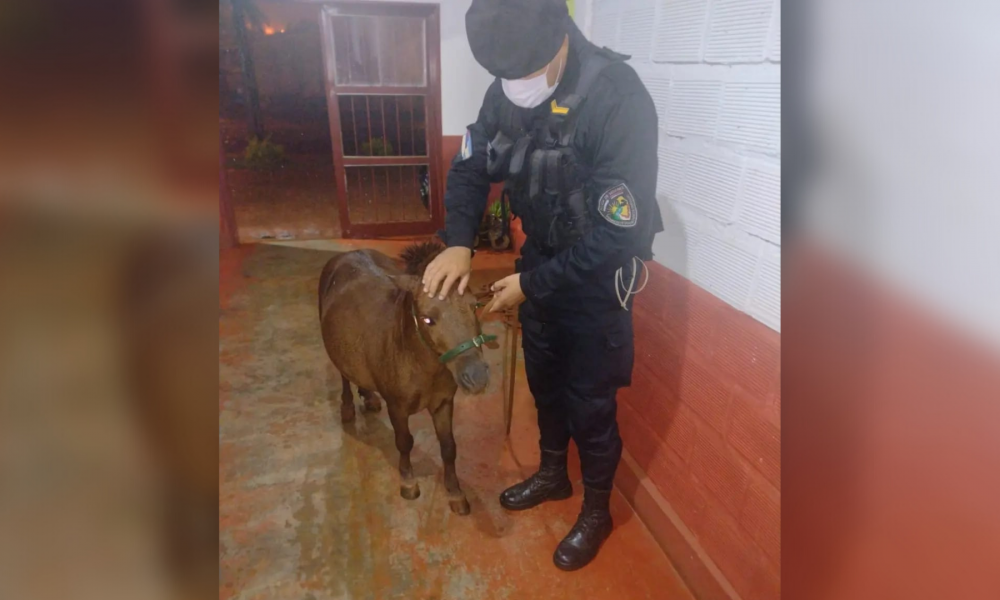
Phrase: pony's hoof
[
  {"left": 400, "top": 484, "right": 421, "bottom": 500},
  {"left": 362, "top": 399, "right": 382, "bottom": 413},
  {"left": 341, "top": 405, "right": 356, "bottom": 423},
  {"left": 449, "top": 497, "right": 471, "bottom": 516}
]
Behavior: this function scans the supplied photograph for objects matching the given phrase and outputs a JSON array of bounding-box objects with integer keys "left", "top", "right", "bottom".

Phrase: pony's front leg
[
  {"left": 388, "top": 407, "right": 419, "bottom": 500},
  {"left": 431, "top": 399, "right": 470, "bottom": 515}
]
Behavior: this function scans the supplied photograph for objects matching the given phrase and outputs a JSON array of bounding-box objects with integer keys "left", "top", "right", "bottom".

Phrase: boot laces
[
  {"left": 532, "top": 465, "right": 566, "bottom": 486},
  {"left": 574, "top": 506, "right": 609, "bottom": 534}
]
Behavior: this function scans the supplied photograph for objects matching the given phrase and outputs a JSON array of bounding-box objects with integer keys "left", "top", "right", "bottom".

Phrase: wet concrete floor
[{"left": 219, "top": 240, "right": 694, "bottom": 600}]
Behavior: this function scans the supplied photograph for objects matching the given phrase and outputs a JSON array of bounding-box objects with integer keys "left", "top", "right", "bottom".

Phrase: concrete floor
[{"left": 219, "top": 240, "right": 694, "bottom": 600}]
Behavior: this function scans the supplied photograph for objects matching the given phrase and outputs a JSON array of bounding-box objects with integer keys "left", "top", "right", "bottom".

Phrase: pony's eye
[{"left": 422, "top": 316, "right": 435, "bottom": 326}]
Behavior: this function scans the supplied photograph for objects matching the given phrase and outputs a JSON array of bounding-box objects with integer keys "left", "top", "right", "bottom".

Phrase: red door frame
[
  {"left": 319, "top": 2, "right": 444, "bottom": 238},
  {"left": 220, "top": 133, "right": 238, "bottom": 248}
]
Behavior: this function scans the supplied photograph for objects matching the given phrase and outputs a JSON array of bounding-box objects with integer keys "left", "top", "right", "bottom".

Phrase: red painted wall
[{"left": 619, "top": 261, "right": 781, "bottom": 600}]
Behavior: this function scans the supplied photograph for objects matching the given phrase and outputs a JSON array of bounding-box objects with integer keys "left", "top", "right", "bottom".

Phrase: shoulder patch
[
  {"left": 597, "top": 184, "right": 638, "bottom": 228},
  {"left": 459, "top": 128, "right": 473, "bottom": 161}
]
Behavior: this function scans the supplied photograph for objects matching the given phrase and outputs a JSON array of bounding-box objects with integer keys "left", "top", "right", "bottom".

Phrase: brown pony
[{"left": 318, "top": 242, "right": 492, "bottom": 515}]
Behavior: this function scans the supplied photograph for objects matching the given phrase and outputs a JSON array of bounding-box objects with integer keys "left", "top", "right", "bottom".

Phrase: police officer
[{"left": 423, "top": 0, "right": 662, "bottom": 571}]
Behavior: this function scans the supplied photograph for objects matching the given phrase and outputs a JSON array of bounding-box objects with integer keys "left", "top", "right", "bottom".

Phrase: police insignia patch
[
  {"left": 597, "top": 184, "right": 638, "bottom": 228},
  {"left": 459, "top": 129, "right": 473, "bottom": 161}
]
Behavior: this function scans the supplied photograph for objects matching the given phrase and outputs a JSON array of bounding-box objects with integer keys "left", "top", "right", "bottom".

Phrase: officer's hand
[
  {"left": 487, "top": 274, "right": 526, "bottom": 313},
  {"left": 423, "top": 246, "right": 473, "bottom": 299}
]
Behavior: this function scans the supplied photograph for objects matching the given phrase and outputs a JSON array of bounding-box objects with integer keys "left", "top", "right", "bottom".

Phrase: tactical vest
[{"left": 486, "top": 45, "right": 629, "bottom": 255}]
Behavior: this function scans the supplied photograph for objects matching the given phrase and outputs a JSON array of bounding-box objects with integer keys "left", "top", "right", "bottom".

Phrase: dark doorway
[{"left": 220, "top": 0, "right": 340, "bottom": 242}]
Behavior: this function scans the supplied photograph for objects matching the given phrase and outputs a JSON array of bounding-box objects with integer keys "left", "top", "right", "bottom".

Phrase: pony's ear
[
  {"left": 401, "top": 287, "right": 415, "bottom": 311},
  {"left": 390, "top": 275, "right": 421, "bottom": 316},
  {"left": 390, "top": 274, "right": 422, "bottom": 294}
]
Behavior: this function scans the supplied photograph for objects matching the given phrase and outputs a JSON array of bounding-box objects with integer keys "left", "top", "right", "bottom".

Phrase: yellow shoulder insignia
[{"left": 550, "top": 99, "right": 570, "bottom": 115}]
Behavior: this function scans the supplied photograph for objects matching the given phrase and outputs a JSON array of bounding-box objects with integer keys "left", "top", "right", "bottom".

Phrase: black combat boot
[
  {"left": 499, "top": 448, "right": 573, "bottom": 511},
  {"left": 552, "top": 486, "right": 614, "bottom": 571}
]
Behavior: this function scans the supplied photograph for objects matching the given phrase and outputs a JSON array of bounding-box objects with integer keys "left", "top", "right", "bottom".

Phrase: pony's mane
[{"left": 399, "top": 241, "right": 445, "bottom": 276}]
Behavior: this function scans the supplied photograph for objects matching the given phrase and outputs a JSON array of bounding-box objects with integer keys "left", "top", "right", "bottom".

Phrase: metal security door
[{"left": 320, "top": 2, "right": 443, "bottom": 238}]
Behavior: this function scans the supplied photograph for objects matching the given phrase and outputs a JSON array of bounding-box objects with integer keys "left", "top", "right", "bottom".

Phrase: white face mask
[{"left": 501, "top": 54, "right": 565, "bottom": 109}]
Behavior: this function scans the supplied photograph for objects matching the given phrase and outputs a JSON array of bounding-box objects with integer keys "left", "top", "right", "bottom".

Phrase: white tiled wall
[{"left": 587, "top": 0, "right": 781, "bottom": 331}]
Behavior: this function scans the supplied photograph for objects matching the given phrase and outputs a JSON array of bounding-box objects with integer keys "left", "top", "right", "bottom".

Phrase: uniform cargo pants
[{"left": 518, "top": 300, "right": 634, "bottom": 491}]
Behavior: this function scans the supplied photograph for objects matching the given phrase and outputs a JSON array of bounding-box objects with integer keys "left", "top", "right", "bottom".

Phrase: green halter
[{"left": 411, "top": 302, "right": 497, "bottom": 364}]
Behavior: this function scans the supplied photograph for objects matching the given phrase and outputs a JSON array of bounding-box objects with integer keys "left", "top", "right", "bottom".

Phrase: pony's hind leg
[
  {"left": 339, "top": 375, "right": 356, "bottom": 423},
  {"left": 359, "top": 387, "right": 382, "bottom": 413}
]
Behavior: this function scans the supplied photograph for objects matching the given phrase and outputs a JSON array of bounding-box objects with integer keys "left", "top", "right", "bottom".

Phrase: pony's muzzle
[{"left": 458, "top": 359, "right": 490, "bottom": 394}]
